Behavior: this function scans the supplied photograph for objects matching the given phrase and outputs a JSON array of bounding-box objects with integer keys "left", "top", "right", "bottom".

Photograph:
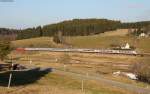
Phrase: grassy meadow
[
  {"left": 12, "top": 37, "right": 64, "bottom": 48},
  {"left": 65, "top": 35, "right": 150, "bottom": 53},
  {"left": 3, "top": 29, "right": 149, "bottom": 94},
  {"left": 0, "top": 71, "right": 136, "bottom": 94},
  {"left": 12, "top": 29, "right": 150, "bottom": 53}
]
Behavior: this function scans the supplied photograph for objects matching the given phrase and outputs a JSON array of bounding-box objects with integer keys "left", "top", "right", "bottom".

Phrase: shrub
[{"left": 132, "top": 58, "right": 150, "bottom": 83}]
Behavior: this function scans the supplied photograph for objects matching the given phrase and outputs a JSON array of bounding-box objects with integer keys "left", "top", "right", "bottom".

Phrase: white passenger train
[{"left": 16, "top": 48, "right": 138, "bottom": 55}]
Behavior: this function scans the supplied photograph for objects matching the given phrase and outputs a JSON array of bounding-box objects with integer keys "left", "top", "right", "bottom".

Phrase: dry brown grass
[
  {"left": 0, "top": 72, "right": 136, "bottom": 94},
  {"left": 14, "top": 51, "right": 137, "bottom": 73},
  {"left": 12, "top": 37, "right": 64, "bottom": 48},
  {"left": 99, "top": 29, "right": 129, "bottom": 37},
  {"left": 1, "top": 51, "right": 148, "bottom": 94},
  {"left": 10, "top": 51, "right": 150, "bottom": 88}
]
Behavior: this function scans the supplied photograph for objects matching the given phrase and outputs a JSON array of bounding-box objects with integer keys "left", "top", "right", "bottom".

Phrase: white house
[{"left": 121, "top": 43, "right": 130, "bottom": 50}]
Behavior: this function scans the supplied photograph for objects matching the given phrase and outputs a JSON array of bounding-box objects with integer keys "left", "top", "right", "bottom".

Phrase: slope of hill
[
  {"left": 99, "top": 29, "right": 129, "bottom": 37},
  {"left": 12, "top": 29, "right": 150, "bottom": 53},
  {"left": 65, "top": 35, "right": 150, "bottom": 53},
  {"left": 12, "top": 37, "right": 64, "bottom": 48}
]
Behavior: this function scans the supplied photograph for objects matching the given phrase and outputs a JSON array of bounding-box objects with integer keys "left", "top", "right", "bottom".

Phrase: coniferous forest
[{"left": 0, "top": 19, "right": 150, "bottom": 40}]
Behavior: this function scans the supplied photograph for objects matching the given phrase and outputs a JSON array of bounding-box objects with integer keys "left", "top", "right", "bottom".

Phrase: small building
[{"left": 121, "top": 43, "right": 130, "bottom": 50}]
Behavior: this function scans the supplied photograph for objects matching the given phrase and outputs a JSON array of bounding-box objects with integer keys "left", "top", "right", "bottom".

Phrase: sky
[{"left": 0, "top": 0, "right": 150, "bottom": 29}]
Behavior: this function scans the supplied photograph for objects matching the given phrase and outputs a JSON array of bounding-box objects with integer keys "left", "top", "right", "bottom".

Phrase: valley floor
[{"left": 0, "top": 51, "right": 149, "bottom": 94}]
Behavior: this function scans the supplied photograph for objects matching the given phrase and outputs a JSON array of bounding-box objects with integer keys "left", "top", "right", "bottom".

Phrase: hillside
[
  {"left": 7, "top": 29, "right": 150, "bottom": 94},
  {"left": 16, "top": 19, "right": 121, "bottom": 40},
  {"left": 99, "top": 29, "right": 129, "bottom": 37},
  {"left": 65, "top": 35, "right": 150, "bottom": 53},
  {"left": 12, "top": 37, "right": 65, "bottom": 48},
  {"left": 12, "top": 29, "right": 150, "bottom": 53}
]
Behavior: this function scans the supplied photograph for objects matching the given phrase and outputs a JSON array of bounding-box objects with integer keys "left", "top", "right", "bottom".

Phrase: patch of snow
[
  {"left": 113, "top": 71, "right": 137, "bottom": 80},
  {"left": 113, "top": 71, "right": 121, "bottom": 76},
  {"left": 124, "top": 73, "right": 137, "bottom": 80}
]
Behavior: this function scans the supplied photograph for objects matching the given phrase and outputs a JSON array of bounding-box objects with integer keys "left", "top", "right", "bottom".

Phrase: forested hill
[
  {"left": 42, "top": 19, "right": 121, "bottom": 36},
  {"left": 0, "top": 19, "right": 150, "bottom": 40},
  {"left": 16, "top": 19, "right": 121, "bottom": 39}
]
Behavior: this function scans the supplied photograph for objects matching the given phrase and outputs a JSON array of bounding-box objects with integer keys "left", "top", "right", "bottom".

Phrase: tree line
[
  {"left": 17, "top": 19, "right": 121, "bottom": 39},
  {"left": 0, "top": 19, "right": 150, "bottom": 40},
  {"left": 120, "top": 21, "right": 150, "bottom": 29}
]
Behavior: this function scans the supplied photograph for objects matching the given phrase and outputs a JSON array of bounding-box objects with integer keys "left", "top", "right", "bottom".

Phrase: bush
[
  {"left": 53, "top": 31, "right": 63, "bottom": 44},
  {"left": 132, "top": 58, "right": 150, "bottom": 83},
  {"left": 53, "top": 34, "right": 61, "bottom": 43}
]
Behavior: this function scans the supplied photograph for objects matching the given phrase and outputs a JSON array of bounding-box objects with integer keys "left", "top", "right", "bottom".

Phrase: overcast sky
[{"left": 0, "top": 0, "right": 150, "bottom": 29}]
